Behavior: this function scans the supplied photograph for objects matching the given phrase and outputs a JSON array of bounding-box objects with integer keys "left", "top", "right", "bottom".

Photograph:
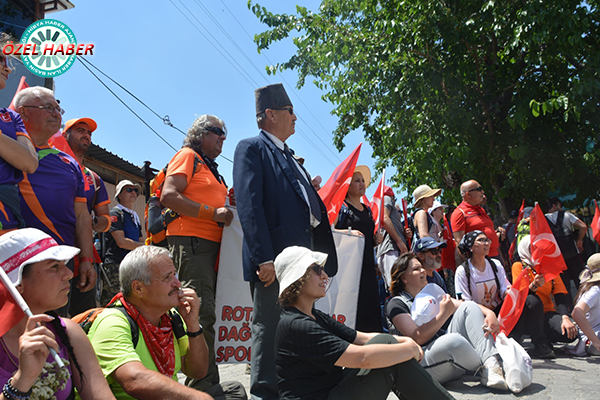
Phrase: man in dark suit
[{"left": 233, "top": 83, "right": 338, "bottom": 400}]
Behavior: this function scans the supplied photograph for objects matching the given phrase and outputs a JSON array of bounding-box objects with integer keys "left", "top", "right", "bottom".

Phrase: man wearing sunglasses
[
  {"left": 160, "top": 114, "right": 234, "bottom": 393},
  {"left": 13, "top": 86, "right": 96, "bottom": 317},
  {"left": 413, "top": 237, "right": 449, "bottom": 293},
  {"left": 102, "top": 180, "right": 144, "bottom": 304},
  {"left": 233, "top": 83, "right": 338, "bottom": 400},
  {"left": 451, "top": 180, "right": 504, "bottom": 262}
]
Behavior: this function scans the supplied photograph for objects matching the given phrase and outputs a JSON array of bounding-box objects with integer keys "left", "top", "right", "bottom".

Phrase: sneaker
[
  {"left": 531, "top": 343, "right": 556, "bottom": 359},
  {"left": 480, "top": 356, "right": 508, "bottom": 390}
]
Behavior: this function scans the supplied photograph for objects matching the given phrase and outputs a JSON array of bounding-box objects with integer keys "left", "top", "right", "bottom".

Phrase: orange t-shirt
[
  {"left": 511, "top": 262, "right": 568, "bottom": 313},
  {"left": 165, "top": 148, "right": 227, "bottom": 242}
]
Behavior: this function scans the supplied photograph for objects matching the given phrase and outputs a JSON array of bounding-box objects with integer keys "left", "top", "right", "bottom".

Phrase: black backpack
[{"left": 546, "top": 211, "right": 579, "bottom": 259}]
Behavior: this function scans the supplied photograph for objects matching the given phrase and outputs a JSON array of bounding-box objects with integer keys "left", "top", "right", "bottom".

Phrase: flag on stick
[
  {"left": 530, "top": 203, "right": 567, "bottom": 281},
  {"left": 592, "top": 200, "right": 600, "bottom": 244},
  {"left": 318, "top": 143, "right": 362, "bottom": 225},
  {"left": 402, "top": 198, "right": 411, "bottom": 248},
  {"left": 498, "top": 267, "right": 531, "bottom": 335},
  {"left": 369, "top": 170, "right": 386, "bottom": 233}
]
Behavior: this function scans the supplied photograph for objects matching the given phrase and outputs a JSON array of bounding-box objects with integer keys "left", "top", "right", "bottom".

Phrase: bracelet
[
  {"left": 80, "top": 256, "right": 94, "bottom": 264},
  {"left": 3, "top": 378, "right": 32, "bottom": 400},
  {"left": 187, "top": 325, "right": 204, "bottom": 337}
]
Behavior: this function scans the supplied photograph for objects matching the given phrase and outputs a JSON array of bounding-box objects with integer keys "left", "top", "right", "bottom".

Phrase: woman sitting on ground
[
  {"left": 386, "top": 252, "right": 508, "bottom": 389},
  {"left": 274, "top": 246, "right": 455, "bottom": 400},
  {"left": 571, "top": 253, "right": 600, "bottom": 356},
  {"left": 0, "top": 228, "right": 115, "bottom": 400}
]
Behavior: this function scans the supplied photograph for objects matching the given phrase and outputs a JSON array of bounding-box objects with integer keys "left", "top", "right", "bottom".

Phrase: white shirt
[
  {"left": 454, "top": 258, "right": 509, "bottom": 309},
  {"left": 262, "top": 130, "right": 318, "bottom": 228},
  {"left": 579, "top": 285, "right": 600, "bottom": 332}
]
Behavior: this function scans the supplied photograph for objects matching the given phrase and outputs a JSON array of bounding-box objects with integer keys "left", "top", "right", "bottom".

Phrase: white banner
[{"left": 214, "top": 211, "right": 364, "bottom": 364}]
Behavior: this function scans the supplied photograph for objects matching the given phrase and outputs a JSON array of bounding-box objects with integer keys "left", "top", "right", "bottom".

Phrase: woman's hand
[
  {"left": 483, "top": 312, "right": 500, "bottom": 337},
  {"left": 439, "top": 295, "right": 457, "bottom": 318},
  {"left": 12, "top": 315, "right": 59, "bottom": 393},
  {"left": 532, "top": 273, "right": 546, "bottom": 289}
]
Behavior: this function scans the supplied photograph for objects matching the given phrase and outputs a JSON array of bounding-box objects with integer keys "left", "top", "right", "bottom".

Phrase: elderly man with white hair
[
  {"left": 14, "top": 86, "right": 96, "bottom": 316},
  {"left": 87, "top": 246, "right": 247, "bottom": 400}
]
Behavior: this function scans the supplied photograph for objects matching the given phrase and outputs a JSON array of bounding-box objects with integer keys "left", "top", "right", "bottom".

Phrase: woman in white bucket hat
[
  {"left": 0, "top": 228, "right": 115, "bottom": 400},
  {"left": 273, "top": 245, "right": 454, "bottom": 400}
]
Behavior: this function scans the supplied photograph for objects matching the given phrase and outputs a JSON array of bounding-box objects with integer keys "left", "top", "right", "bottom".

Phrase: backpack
[
  {"left": 335, "top": 201, "right": 373, "bottom": 229},
  {"left": 546, "top": 211, "right": 579, "bottom": 259},
  {"left": 145, "top": 153, "right": 203, "bottom": 246},
  {"left": 407, "top": 208, "right": 434, "bottom": 244},
  {"left": 72, "top": 305, "right": 186, "bottom": 348}
]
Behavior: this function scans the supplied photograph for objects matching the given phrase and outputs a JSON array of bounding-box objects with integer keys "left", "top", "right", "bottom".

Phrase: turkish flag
[
  {"left": 318, "top": 143, "right": 362, "bottom": 225},
  {"left": 369, "top": 170, "right": 386, "bottom": 233},
  {"left": 592, "top": 200, "right": 600, "bottom": 244},
  {"left": 8, "top": 76, "right": 29, "bottom": 111},
  {"left": 508, "top": 199, "right": 525, "bottom": 263},
  {"left": 530, "top": 203, "right": 567, "bottom": 281},
  {"left": 441, "top": 214, "right": 456, "bottom": 270},
  {"left": 498, "top": 267, "right": 531, "bottom": 335},
  {"left": 0, "top": 281, "right": 25, "bottom": 337}
]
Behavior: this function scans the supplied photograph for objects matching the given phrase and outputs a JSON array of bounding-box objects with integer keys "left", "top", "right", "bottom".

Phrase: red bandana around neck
[{"left": 115, "top": 293, "right": 176, "bottom": 377}]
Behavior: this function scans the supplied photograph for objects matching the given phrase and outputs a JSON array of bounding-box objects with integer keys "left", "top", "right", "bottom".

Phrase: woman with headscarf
[
  {"left": 512, "top": 235, "right": 577, "bottom": 356},
  {"left": 0, "top": 228, "right": 115, "bottom": 400},
  {"left": 335, "top": 165, "right": 383, "bottom": 332},
  {"left": 386, "top": 253, "right": 508, "bottom": 389},
  {"left": 273, "top": 246, "right": 455, "bottom": 400}
]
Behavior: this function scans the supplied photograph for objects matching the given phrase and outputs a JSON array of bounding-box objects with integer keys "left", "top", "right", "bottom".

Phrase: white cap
[
  {"left": 0, "top": 228, "right": 80, "bottom": 286},
  {"left": 274, "top": 246, "right": 328, "bottom": 296},
  {"left": 428, "top": 200, "right": 448, "bottom": 214}
]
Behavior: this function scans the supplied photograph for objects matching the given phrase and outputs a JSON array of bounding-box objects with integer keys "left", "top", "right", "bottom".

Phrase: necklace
[{"left": 0, "top": 336, "right": 18, "bottom": 368}]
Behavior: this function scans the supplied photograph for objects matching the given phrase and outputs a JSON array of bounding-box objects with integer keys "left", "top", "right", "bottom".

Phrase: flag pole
[{"left": 0, "top": 268, "right": 65, "bottom": 368}]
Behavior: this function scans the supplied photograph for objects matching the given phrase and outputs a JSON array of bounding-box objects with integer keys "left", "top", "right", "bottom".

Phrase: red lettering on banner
[
  {"left": 216, "top": 346, "right": 251, "bottom": 363},
  {"left": 222, "top": 305, "right": 232, "bottom": 321}
]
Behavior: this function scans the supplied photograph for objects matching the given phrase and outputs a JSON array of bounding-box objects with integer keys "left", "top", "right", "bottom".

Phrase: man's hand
[
  {"left": 257, "top": 262, "right": 276, "bottom": 287},
  {"left": 177, "top": 288, "right": 201, "bottom": 330},
  {"left": 396, "top": 239, "right": 408, "bottom": 254},
  {"left": 561, "top": 316, "right": 578, "bottom": 339},
  {"left": 212, "top": 207, "right": 234, "bottom": 226},
  {"left": 496, "top": 226, "right": 506, "bottom": 241},
  {"left": 78, "top": 261, "right": 97, "bottom": 292}
]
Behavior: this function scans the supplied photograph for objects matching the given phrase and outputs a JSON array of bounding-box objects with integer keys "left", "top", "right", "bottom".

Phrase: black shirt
[{"left": 276, "top": 307, "right": 357, "bottom": 400}]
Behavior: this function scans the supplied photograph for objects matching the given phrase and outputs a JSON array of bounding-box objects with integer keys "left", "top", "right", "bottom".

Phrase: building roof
[{"left": 86, "top": 143, "right": 143, "bottom": 179}]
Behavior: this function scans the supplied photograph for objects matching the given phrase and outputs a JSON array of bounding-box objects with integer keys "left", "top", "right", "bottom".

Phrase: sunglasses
[
  {"left": 270, "top": 107, "right": 294, "bottom": 115},
  {"left": 468, "top": 186, "right": 484, "bottom": 192},
  {"left": 310, "top": 264, "right": 326, "bottom": 276},
  {"left": 124, "top": 187, "right": 139, "bottom": 194},
  {"left": 206, "top": 126, "right": 227, "bottom": 138}
]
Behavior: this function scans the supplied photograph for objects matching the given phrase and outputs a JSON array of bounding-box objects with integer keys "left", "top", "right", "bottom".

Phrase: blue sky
[{"left": 50, "top": 0, "right": 402, "bottom": 200}]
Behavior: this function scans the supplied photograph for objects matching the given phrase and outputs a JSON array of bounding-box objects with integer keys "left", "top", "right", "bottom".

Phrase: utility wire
[
  {"left": 77, "top": 57, "right": 234, "bottom": 163},
  {"left": 218, "top": 0, "right": 342, "bottom": 162}
]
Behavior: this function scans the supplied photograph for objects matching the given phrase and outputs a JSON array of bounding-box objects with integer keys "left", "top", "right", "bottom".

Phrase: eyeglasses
[
  {"left": 310, "top": 264, "right": 325, "bottom": 276},
  {"left": 468, "top": 186, "right": 484, "bottom": 192},
  {"left": 424, "top": 248, "right": 442, "bottom": 255},
  {"left": 475, "top": 237, "right": 491, "bottom": 244},
  {"left": 270, "top": 107, "right": 294, "bottom": 115},
  {"left": 124, "top": 187, "right": 139, "bottom": 194},
  {"left": 206, "top": 126, "right": 227, "bottom": 138},
  {"left": 22, "top": 104, "right": 65, "bottom": 115}
]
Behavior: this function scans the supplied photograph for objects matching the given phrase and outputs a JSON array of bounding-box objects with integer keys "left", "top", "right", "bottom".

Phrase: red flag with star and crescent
[
  {"left": 318, "top": 143, "right": 362, "bottom": 225},
  {"left": 530, "top": 203, "right": 567, "bottom": 281},
  {"left": 498, "top": 267, "right": 531, "bottom": 335},
  {"left": 592, "top": 200, "right": 600, "bottom": 244},
  {"left": 368, "top": 170, "right": 386, "bottom": 234}
]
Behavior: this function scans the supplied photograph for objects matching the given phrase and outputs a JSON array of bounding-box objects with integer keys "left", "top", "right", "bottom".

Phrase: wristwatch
[{"left": 187, "top": 325, "right": 204, "bottom": 337}]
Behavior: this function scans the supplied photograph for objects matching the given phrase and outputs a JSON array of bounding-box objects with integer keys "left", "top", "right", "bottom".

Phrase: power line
[
  {"left": 218, "top": 0, "right": 342, "bottom": 162},
  {"left": 76, "top": 57, "right": 234, "bottom": 164}
]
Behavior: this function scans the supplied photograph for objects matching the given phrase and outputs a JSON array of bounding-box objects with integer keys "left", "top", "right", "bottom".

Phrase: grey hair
[
  {"left": 256, "top": 112, "right": 267, "bottom": 129},
  {"left": 13, "top": 86, "right": 55, "bottom": 109},
  {"left": 183, "top": 114, "right": 225, "bottom": 152},
  {"left": 120, "top": 246, "right": 171, "bottom": 297}
]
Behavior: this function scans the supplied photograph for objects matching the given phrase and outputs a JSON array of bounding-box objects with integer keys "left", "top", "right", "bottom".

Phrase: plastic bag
[{"left": 495, "top": 332, "right": 533, "bottom": 393}]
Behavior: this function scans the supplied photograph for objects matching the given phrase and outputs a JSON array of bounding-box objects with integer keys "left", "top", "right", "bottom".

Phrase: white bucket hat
[
  {"left": 0, "top": 228, "right": 80, "bottom": 286},
  {"left": 428, "top": 200, "right": 448, "bottom": 214},
  {"left": 274, "top": 246, "right": 328, "bottom": 296},
  {"left": 114, "top": 179, "right": 142, "bottom": 200}
]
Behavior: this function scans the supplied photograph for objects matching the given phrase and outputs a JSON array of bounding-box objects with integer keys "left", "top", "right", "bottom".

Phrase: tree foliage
[{"left": 249, "top": 0, "right": 600, "bottom": 217}]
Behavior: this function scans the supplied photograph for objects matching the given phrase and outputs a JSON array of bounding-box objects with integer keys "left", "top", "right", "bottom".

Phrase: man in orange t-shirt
[
  {"left": 161, "top": 114, "right": 233, "bottom": 392},
  {"left": 451, "top": 179, "right": 505, "bottom": 261}
]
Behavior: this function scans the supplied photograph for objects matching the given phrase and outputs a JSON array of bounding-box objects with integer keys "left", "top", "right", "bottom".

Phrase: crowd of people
[{"left": 1, "top": 30, "right": 600, "bottom": 400}]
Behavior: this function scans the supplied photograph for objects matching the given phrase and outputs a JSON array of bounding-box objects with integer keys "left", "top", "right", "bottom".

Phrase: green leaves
[{"left": 250, "top": 0, "right": 600, "bottom": 210}]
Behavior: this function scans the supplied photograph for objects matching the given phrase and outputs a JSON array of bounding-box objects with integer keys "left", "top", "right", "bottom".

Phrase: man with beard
[
  {"left": 413, "top": 237, "right": 448, "bottom": 293},
  {"left": 13, "top": 87, "right": 96, "bottom": 315},
  {"left": 62, "top": 118, "right": 112, "bottom": 313},
  {"left": 161, "top": 114, "right": 234, "bottom": 392}
]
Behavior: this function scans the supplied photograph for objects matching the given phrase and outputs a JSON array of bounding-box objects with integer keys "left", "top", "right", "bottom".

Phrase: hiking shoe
[
  {"left": 480, "top": 356, "right": 508, "bottom": 390},
  {"left": 531, "top": 343, "right": 556, "bottom": 359}
]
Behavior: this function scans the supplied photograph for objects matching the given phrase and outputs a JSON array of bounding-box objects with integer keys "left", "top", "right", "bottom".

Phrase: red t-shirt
[{"left": 451, "top": 201, "right": 499, "bottom": 257}]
